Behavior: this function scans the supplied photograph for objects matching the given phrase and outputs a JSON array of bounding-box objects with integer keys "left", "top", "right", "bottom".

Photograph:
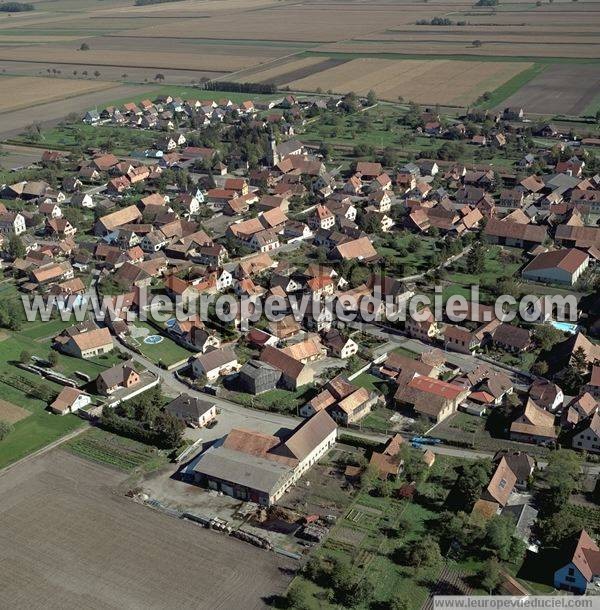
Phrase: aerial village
[{"left": 0, "top": 88, "right": 598, "bottom": 605}]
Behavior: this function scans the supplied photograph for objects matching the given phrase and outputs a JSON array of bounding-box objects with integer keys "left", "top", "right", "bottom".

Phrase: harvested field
[
  {"left": 0, "top": 76, "right": 117, "bottom": 113},
  {"left": 0, "top": 83, "right": 155, "bottom": 140},
  {"left": 498, "top": 64, "right": 600, "bottom": 115},
  {"left": 0, "top": 450, "right": 294, "bottom": 609},
  {"left": 0, "top": 46, "right": 268, "bottom": 72},
  {"left": 286, "top": 58, "right": 532, "bottom": 106},
  {"left": 0, "top": 61, "right": 221, "bottom": 86},
  {"left": 116, "top": 5, "right": 431, "bottom": 42},
  {"left": 318, "top": 40, "right": 600, "bottom": 59},
  {"left": 0, "top": 399, "right": 30, "bottom": 424},
  {"left": 237, "top": 56, "right": 350, "bottom": 86}
]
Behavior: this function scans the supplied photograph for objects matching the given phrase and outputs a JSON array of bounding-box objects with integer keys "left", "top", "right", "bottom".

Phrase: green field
[
  {"left": 0, "top": 323, "right": 127, "bottom": 469},
  {"left": 65, "top": 427, "right": 169, "bottom": 472},
  {"left": 0, "top": 395, "right": 83, "bottom": 470}
]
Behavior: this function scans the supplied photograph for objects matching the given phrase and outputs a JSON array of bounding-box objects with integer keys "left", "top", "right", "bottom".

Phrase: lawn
[
  {"left": 224, "top": 385, "right": 318, "bottom": 415},
  {"left": 64, "top": 427, "right": 169, "bottom": 473},
  {"left": 0, "top": 326, "right": 131, "bottom": 469},
  {"left": 377, "top": 233, "right": 440, "bottom": 276},
  {"left": 17, "top": 123, "right": 158, "bottom": 154},
  {"left": 129, "top": 321, "right": 193, "bottom": 368},
  {"left": 360, "top": 406, "right": 397, "bottom": 433}
]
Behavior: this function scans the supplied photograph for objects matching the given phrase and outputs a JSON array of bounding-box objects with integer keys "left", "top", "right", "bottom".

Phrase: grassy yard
[
  {"left": 223, "top": 385, "right": 318, "bottom": 415},
  {"left": 377, "top": 234, "right": 440, "bottom": 276},
  {"left": 64, "top": 427, "right": 169, "bottom": 473},
  {"left": 17, "top": 123, "right": 158, "bottom": 153},
  {"left": 129, "top": 321, "right": 193, "bottom": 368},
  {"left": 360, "top": 406, "right": 397, "bottom": 433},
  {"left": 445, "top": 246, "right": 522, "bottom": 288}
]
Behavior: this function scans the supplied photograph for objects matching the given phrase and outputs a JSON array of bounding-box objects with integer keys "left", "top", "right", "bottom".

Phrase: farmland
[
  {"left": 285, "top": 58, "right": 533, "bottom": 106},
  {"left": 0, "top": 76, "right": 117, "bottom": 113},
  {"left": 65, "top": 427, "right": 169, "bottom": 472},
  {"left": 0, "top": 449, "right": 294, "bottom": 609},
  {"left": 0, "top": 0, "right": 593, "bottom": 119}
]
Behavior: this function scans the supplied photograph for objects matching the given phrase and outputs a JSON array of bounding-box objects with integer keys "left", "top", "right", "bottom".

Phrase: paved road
[{"left": 113, "top": 340, "right": 600, "bottom": 476}]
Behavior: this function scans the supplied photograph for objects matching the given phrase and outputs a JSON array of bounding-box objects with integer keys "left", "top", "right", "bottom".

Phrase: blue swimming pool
[{"left": 549, "top": 321, "right": 580, "bottom": 334}]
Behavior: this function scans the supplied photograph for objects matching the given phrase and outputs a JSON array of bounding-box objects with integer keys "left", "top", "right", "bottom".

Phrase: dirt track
[{"left": 0, "top": 450, "right": 293, "bottom": 610}]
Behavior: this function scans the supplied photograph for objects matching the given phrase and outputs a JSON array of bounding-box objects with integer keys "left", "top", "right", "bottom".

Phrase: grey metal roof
[
  {"left": 192, "top": 446, "right": 293, "bottom": 496},
  {"left": 502, "top": 503, "right": 538, "bottom": 541}
]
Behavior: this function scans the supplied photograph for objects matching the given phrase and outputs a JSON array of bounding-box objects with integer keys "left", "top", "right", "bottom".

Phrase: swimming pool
[
  {"left": 549, "top": 321, "right": 580, "bottom": 334},
  {"left": 144, "top": 335, "right": 164, "bottom": 345}
]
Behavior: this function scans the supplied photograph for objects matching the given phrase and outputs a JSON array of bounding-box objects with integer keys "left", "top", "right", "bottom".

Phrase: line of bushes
[{"left": 203, "top": 81, "right": 277, "bottom": 95}]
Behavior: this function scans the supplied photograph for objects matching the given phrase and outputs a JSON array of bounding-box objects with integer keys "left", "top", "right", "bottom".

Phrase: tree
[
  {"left": 531, "top": 360, "right": 549, "bottom": 376},
  {"left": 7, "top": 233, "right": 25, "bottom": 259},
  {"left": 19, "top": 350, "right": 31, "bottom": 364},
  {"left": 534, "top": 325, "right": 564, "bottom": 351},
  {"left": 79, "top": 42, "right": 90, "bottom": 51},
  {"left": 479, "top": 558, "right": 502, "bottom": 594},
  {"left": 485, "top": 515, "right": 514, "bottom": 560},
  {"left": 154, "top": 411, "right": 184, "bottom": 448},
  {"left": 154, "top": 73, "right": 165, "bottom": 82},
  {"left": 473, "top": 39, "right": 483, "bottom": 47},
  {"left": 571, "top": 346, "right": 589, "bottom": 376},
  {"left": 466, "top": 241, "right": 485, "bottom": 274},
  {"left": 390, "top": 595, "right": 410, "bottom": 610},
  {"left": 408, "top": 536, "right": 442, "bottom": 569},
  {"left": 537, "top": 449, "right": 582, "bottom": 517},
  {"left": 48, "top": 350, "right": 59, "bottom": 367},
  {"left": 454, "top": 460, "right": 492, "bottom": 507},
  {"left": 284, "top": 581, "right": 311, "bottom": 610},
  {"left": 366, "top": 89, "right": 377, "bottom": 106},
  {"left": 537, "top": 508, "right": 583, "bottom": 547},
  {"left": 93, "top": 70, "right": 101, "bottom": 78},
  {"left": 0, "top": 420, "right": 12, "bottom": 441}
]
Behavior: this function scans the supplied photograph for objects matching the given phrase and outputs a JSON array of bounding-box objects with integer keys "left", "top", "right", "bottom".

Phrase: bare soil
[
  {"left": 498, "top": 64, "right": 600, "bottom": 115},
  {"left": 0, "top": 450, "right": 293, "bottom": 610}
]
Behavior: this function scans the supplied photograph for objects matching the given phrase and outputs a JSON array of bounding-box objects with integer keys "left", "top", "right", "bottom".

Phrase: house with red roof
[
  {"left": 395, "top": 375, "right": 470, "bottom": 423},
  {"left": 554, "top": 530, "right": 600, "bottom": 594}
]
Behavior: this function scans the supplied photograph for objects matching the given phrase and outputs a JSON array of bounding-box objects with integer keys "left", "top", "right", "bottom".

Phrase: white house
[
  {"left": 49, "top": 387, "right": 91, "bottom": 415},
  {"left": 572, "top": 413, "right": 600, "bottom": 454},
  {"left": 192, "top": 347, "right": 239, "bottom": 381}
]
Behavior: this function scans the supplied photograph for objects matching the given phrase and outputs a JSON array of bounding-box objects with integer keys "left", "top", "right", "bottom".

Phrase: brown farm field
[
  {"left": 0, "top": 76, "right": 117, "bottom": 113},
  {"left": 0, "top": 399, "right": 30, "bottom": 424},
  {"left": 284, "top": 58, "right": 532, "bottom": 106},
  {"left": 497, "top": 64, "right": 600, "bottom": 115},
  {"left": 0, "top": 450, "right": 294, "bottom": 610},
  {"left": 0, "top": 0, "right": 595, "bottom": 119}
]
